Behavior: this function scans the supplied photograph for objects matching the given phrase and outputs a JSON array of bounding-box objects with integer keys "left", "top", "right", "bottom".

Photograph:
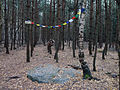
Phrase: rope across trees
[{"left": 25, "top": 8, "right": 86, "bottom": 29}]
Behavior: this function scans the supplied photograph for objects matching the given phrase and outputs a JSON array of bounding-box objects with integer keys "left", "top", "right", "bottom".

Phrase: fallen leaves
[{"left": 0, "top": 45, "right": 119, "bottom": 89}]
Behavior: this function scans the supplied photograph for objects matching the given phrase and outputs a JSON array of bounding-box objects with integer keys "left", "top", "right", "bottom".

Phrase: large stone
[{"left": 27, "top": 64, "right": 81, "bottom": 84}]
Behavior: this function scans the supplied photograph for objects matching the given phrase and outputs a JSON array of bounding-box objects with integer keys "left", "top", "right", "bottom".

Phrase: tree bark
[
  {"left": 93, "top": 0, "right": 99, "bottom": 71},
  {"left": 48, "top": 0, "right": 52, "bottom": 40},
  {"left": 98, "top": 0, "right": 102, "bottom": 48},
  {"left": 5, "top": 0, "right": 9, "bottom": 54},
  {"left": 116, "top": 1, "right": 120, "bottom": 60},
  {"left": 10, "top": 0, "right": 15, "bottom": 50},
  {"left": 54, "top": 0, "right": 61, "bottom": 63},
  {"left": 21, "top": 0, "right": 24, "bottom": 45},
  {"left": 72, "top": 0, "right": 78, "bottom": 58},
  {"left": 34, "top": 0, "right": 38, "bottom": 47},
  {"left": 31, "top": 0, "right": 34, "bottom": 57},
  {"left": 102, "top": 0, "right": 108, "bottom": 59},
  {"left": 89, "top": 0, "right": 93, "bottom": 55},
  {"left": 62, "top": 0, "right": 65, "bottom": 50},
  {"left": 13, "top": 7, "right": 16, "bottom": 50},
  {"left": 26, "top": 0, "right": 30, "bottom": 62},
  {"left": 0, "top": 1, "right": 2, "bottom": 43}
]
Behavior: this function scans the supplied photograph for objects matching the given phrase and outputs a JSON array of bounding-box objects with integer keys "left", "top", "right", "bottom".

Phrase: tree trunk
[
  {"left": 5, "top": 0, "right": 9, "bottom": 54},
  {"left": 26, "top": 0, "right": 30, "bottom": 62},
  {"left": 93, "top": 0, "right": 99, "bottom": 71},
  {"left": 0, "top": 1, "right": 2, "bottom": 43},
  {"left": 48, "top": 0, "right": 52, "bottom": 40},
  {"left": 98, "top": 0, "right": 102, "bottom": 48},
  {"left": 108, "top": 0, "right": 112, "bottom": 48},
  {"left": 52, "top": 0, "right": 55, "bottom": 41},
  {"left": 10, "top": 0, "right": 15, "bottom": 50},
  {"left": 67, "top": 0, "right": 71, "bottom": 47},
  {"left": 41, "top": 0, "right": 47, "bottom": 46},
  {"left": 72, "top": 0, "right": 78, "bottom": 57},
  {"left": 68, "top": 11, "right": 71, "bottom": 47},
  {"left": 13, "top": 8, "right": 16, "bottom": 50},
  {"left": 116, "top": 1, "right": 120, "bottom": 60},
  {"left": 89, "top": 0, "right": 93, "bottom": 55},
  {"left": 21, "top": 0, "right": 24, "bottom": 45},
  {"left": 34, "top": 0, "right": 38, "bottom": 47},
  {"left": 31, "top": 0, "right": 34, "bottom": 57},
  {"left": 54, "top": 0, "right": 61, "bottom": 63},
  {"left": 62, "top": 0, "right": 65, "bottom": 50},
  {"left": 102, "top": 0, "right": 108, "bottom": 59}
]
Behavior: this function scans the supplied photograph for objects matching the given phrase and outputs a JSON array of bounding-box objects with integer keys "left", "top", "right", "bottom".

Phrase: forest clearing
[
  {"left": 0, "top": 0, "right": 120, "bottom": 89},
  {"left": 0, "top": 45, "right": 119, "bottom": 89}
]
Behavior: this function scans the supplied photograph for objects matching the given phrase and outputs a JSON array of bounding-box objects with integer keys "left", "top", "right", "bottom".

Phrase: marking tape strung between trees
[{"left": 25, "top": 8, "right": 85, "bottom": 28}]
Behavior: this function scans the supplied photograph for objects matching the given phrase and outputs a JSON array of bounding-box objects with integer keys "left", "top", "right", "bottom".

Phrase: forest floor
[{"left": 0, "top": 44, "right": 119, "bottom": 90}]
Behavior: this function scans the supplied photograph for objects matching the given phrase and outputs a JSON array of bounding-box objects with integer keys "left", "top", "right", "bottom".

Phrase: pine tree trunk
[
  {"left": 108, "top": 0, "right": 112, "bottom": 48},
  {"left": 62, "top": 0, "right": 65, "bottom": 50},
  {"left": 67, "top": 0, "right": 71, "bottom": 47},
  {"left": 52, "top": 0, "right": 55, "bottom": 40},
  {"left": 72, "top": 0, "right": 78, "bottom": 57},
  {"left": 34, "top": 0, "right": 38, "bottom": 47},
  {"left": 98, "top": 0, "right": 102, "bottom": 48},
  {"left": 54, "top": 0, "right": 61, "bottom": 63},
  {"left": 116, "top": 1, "right": 120, "bottom": 60},
  {"left": 0, "top": 1, "right": 2, "bottom": 43},
  {"left": 31, "top": 0, "right": 34, "bottom": 57},
  {"left": 11, "top": 0, "right": 15, "bottom": 50},
  {"left": 21, "top": 0, "right": 24, "bottom": 45},
  {"left": 13, "top": 8, "right": 16, "bottom": 50},
  {"left": 102, "top": 0, "right": 108, "bottom": 59},
  {"left": 26, "top": 0, "right": 30, "bottom": 62},
  {"left": 68, "top": 10, "right": 71, "bottom": 47},
  {"left": 17, "top": 2, "right": 20, "bottom": 47},
  {"left": 93, "top": 0, "right": 99, "bottom": 71},
  {"left": 48, "top": 0, "right": 52, "bottom": 40},
  {"left": 89, "top": 0, "right": 93, "bottom": 55},
  {"left": 5, "top": 0, "right": 9, "bottom": 54},
  {"left": 41, "top": 0, "right": 47, "bottom": 46}
]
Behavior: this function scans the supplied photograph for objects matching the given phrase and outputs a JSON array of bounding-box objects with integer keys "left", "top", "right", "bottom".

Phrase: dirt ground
[{"left": 0, "top": 45, "right": 119, "bottom": 90}]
